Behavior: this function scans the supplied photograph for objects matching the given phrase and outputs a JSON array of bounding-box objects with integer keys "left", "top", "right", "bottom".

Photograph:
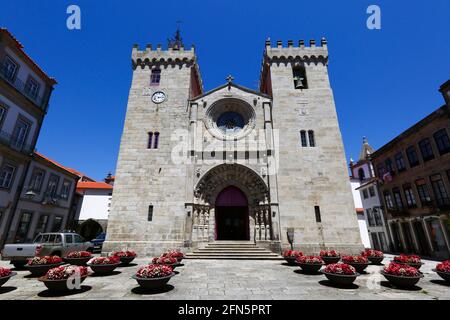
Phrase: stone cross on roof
[{"left": 226, "top": 75, "right": 234, "bottom": 90}]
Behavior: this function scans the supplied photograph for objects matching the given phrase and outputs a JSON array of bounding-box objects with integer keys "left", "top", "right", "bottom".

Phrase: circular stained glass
[{"left": 217, "top": 112, "right": 245, "bottom": 134}]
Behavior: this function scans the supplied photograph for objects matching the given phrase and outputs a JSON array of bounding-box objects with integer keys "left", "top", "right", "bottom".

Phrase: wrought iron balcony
[
  {"left": 0, "top": 129, "right": 34, "bottom": 154},
  {"left": 0, "top": 63, "right": 48, "bottom": 111}
]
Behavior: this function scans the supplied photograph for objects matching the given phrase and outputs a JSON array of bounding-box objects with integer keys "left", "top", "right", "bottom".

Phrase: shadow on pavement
[
  {"left": 37, "top": 285, "right": 92, "bottom": 298},
  {"left": 430, "top": 279, "right": 450, "bottom": 287},
  {"left": 0, "top": 286, "right": 17, "bottom": 294},
  {"left": 90, "top": 271, "right": 122, "bottom": 277},
  {"left": 318, "top": 280, "right": 359, "bottom": 290},
  {"left": 131, "top": 284, "right": 174, "bottom": 295},
  {"left": 380, "top": 281, "right": 422, "bottom": 291}
]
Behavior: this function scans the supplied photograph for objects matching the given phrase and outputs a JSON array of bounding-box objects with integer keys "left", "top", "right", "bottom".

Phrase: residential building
[
  {"left": 6, "top": 152, "right": 78, "bottom": 243},
  {"left": 74, "top": 180, "right": 113, "bottom": 232},
  {"left": 0, "top": 28, "right": 56, "bottom": 246},
  {"left": 349, "top": 174, "right": 371, "bottom": 248},
  {"left": 350, "top": 137, "right": 391, "bottom": 252},
  {"left": 371, "top": 80, "right": 450, "bottom": 259}
]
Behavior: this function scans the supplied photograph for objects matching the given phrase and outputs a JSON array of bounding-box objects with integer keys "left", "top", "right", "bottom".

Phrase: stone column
[
  {"left": 408, "top": 220, "right": 420, "bottom": 253},
  {"left": 422, "top": 218, "right": 435, "bottom": 252},
  {"left": 208, "top": 207, "right": 215, "bottom": 242}
]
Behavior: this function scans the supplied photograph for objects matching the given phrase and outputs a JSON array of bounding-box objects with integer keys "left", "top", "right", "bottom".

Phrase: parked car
[
  {"left": 90, "top": 232, "right": 106, "bottom": 253},
  {"left": 1, "top": 232, "right": 93, "bottom": 268}
]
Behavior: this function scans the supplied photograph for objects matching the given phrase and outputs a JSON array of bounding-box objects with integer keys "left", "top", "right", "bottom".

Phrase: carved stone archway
[{"left": 190, "top": 164, "right": 272, "bottom": 243}]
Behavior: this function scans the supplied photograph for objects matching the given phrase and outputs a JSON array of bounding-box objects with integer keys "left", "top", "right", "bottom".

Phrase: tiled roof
[
  {"left": 33, "top": 152, "right": 77, "bottom": 177},
  {"left": 77, "top": 181, "right": 113, "bottom": 190}
]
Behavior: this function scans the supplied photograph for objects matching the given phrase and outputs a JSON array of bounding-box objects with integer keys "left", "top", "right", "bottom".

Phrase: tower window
[
  {"left": 300, "top": 130, "right": 307, "bottom": 147},
  {"left": 147, "top": 132, "right": 153, "bottom": 149},
  {"left": 148, "top": 205, "right": 154, "bottom": 221},
  {"left": 308, "top": 130, "right": 315, "bottom": 147},
  {"left": 314, "top": 206, "right": 321, "bottom": 222},
  {"left": 150, "top": 69, "right": 161, "bottom": 86},
  {"left": 153, "top": 132, "right": 160, "bottom": 149},
  {"left": 293, "top": 65, "right": 308, "bottom": 89}
]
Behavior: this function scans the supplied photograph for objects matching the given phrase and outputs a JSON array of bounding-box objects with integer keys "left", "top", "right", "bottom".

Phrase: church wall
[
  {"left": 103, "top": 48, "right": 196, "bottom": 256},
  {"left": 266, "top": 41, "right": 363, "bottom": 254}
]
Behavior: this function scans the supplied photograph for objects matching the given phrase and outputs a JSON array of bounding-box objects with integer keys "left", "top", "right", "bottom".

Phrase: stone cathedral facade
[{"left": 102, "top": 36, "right": 363, "bottom": 256}]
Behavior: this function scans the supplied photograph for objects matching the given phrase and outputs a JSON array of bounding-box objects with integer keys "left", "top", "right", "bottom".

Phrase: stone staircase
[{"left": 185, "top": 241, "right": 282, "bottom": 260}]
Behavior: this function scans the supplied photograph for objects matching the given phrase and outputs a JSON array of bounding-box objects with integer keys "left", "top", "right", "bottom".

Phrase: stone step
[
  {"left": 197, "top": 248, "right": 268, "bottom": 252},
  {"left": 184, "top": 255, "right": 282, "bottom": 260},
  {"left": 204, "top": 244, "right": 259, "bottom": 248}
]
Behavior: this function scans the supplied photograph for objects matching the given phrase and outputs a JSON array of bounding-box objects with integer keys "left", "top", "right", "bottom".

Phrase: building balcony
[
  {"left": 0, "top": 63, "right": 48, "bottom": 111},
  {"left": 0, "top": 129, "right": 34, "bottom": 155}
]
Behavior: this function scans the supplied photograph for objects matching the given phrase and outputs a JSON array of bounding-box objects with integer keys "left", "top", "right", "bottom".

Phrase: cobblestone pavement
[{"left": 0, "top": 255, "right": 449, "bottom": 300}]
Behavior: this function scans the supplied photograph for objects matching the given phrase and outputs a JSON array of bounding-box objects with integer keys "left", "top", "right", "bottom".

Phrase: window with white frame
[
  {"left": 60, "top": 180, "right": 71, "bottom": 199},
  {"left": 29, "top": 168, "right": 45, "bottom": 192},
  {"left": 46, "top": 175, "right": 59, "bottom": 197},
  {"left": 2, "top": 56, "right": 18, "bottom": 81},
  {"left": 25, "top": 76, "right": 40, "bottom": 99},
  {"left": 0, "top": 163, "right": 15, "bottom": 189},
  {"left": 11, "top": 118, "right": 30, "bottom": 149}
]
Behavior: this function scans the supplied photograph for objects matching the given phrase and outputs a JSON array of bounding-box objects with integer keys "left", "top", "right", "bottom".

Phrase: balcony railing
[
  {"left": 0, "top": 63, "right": 48, "bottom": 111},
  {"left": 0, "top": 129, "right": 34, "bottom": 154}
]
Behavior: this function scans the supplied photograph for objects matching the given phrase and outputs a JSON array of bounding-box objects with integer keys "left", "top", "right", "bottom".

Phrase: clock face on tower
[{"left": 152, "top": 91, "right": 166, "bottom": 104}]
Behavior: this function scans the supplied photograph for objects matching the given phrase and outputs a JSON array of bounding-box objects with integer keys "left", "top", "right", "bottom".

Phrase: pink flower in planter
[
  {"left": 297, "top": 255, "right": 323, "bottom": 264},
  {"left": 436, "top": 260, "right": 450, "bottom": 273},
  {"left": 0, "top": 267, "right": 11, "bottom": 278},
  {"left": 320, "top": 250, "right": 340, "bottom": 257},
  {"left": 136, "top": 264, "right": 173, "bottom": 278},
  {"left": 66, "top": 251, "right": 92, "bottom": 258},
  {"left": 361, "top": 249, "right": 384, "bottom": 257},
  {"left": 27, "top": 256, "right": 62, "bottom": 266},
  {"left": 342, "top": 255, "right": 368, "bottom": 264},
  {"left": 46, "top": 266, "right": 88, "bottom": 280},
  {"left": 383, "top": 263, "right": 420, "bottom": 277},
  {"left": 394, "top": 254, "right": 421, "bottom": 264},
  {"left": 283, "top": 250, "right": 303, "bottom": 258},
  {"left": 324, "top": 263, "right": 357, "bottom": 275}
]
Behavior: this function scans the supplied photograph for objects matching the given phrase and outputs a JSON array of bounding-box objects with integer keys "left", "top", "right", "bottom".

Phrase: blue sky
[{"left": 1, "top": 0, "right": 449, "bottom": 180}]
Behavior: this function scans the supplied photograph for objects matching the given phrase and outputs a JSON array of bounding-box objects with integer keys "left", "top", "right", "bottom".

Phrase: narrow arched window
[
  {"left": 300, "top": 130, "right": 307, "bottom": 147},
  {"left": 153, "top": 132, "right": 160, "bottom": 149},
  {"left": 308, "top": 130, "right": 315, "bottom": 147},
  {"left": 147, "top": 132, "right": 153, "bottom": 149}
]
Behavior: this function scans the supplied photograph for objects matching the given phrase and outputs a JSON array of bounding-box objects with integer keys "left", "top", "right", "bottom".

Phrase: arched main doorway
[{"left": 215, "top": 186, "right": 249, "bottom": 240}]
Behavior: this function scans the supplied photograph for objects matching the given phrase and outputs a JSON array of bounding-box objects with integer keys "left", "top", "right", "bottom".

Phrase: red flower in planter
[
  {"left": 46, "top": 266, "right": 88, "bottom": 280},
  {"left": 112, "top": 250, "right": 137, "bottom": 258},
  {"left": 320, "top": 250, "right": 340, "bottom": 257},
  {"left": 0, "top": 267, "right": 11, "bottom": 278},
  {"left": 27, "top": 255, "right": 62, "bottom": 266},
  {"left": 394, "top": 254, "right": 421, "bottom": 264},
  {"left": 136, "top": 264, "right": 173, "bottom": 278},
  {"left": 162, "top": 250, "right": 184, "bottom": 259},
  {"left": 66, "top": 251, "right": 92, "bottom": 258},
  {"left": 297, "top": 255, "right": 324, "bottom": 264},
  {"left": 324, "top": 263, "right": 357, "bottom": 275},
  {"left": 436, "top": 260, "right": 450, "bottom": 273},
  {"left": 383, "top": 263, "right": 420, "bottom": 277},
  {"left": 342, "top": 255, "right": 368, "bottom": 264},
  {"left": 361, "top": 249, "right": 384, "bottom": 257},
  {"left": 283, "top": 250, "right": 303, "bottom": 258},
  {"left": 152, "top": 256, "right": 177, "bottom": 265},
  {"left": 88, "top": 256, "right": 120, "bottom": 265}
]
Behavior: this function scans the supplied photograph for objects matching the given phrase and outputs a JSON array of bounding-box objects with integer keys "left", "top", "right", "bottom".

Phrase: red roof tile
[{"left": 77, "top": 181, "right": 113, "bottom": 190}]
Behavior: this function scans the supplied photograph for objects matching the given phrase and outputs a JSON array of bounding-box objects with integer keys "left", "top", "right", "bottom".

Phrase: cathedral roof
[{"left": 190, "top": 82, "right": 271, "bottom": 101}]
